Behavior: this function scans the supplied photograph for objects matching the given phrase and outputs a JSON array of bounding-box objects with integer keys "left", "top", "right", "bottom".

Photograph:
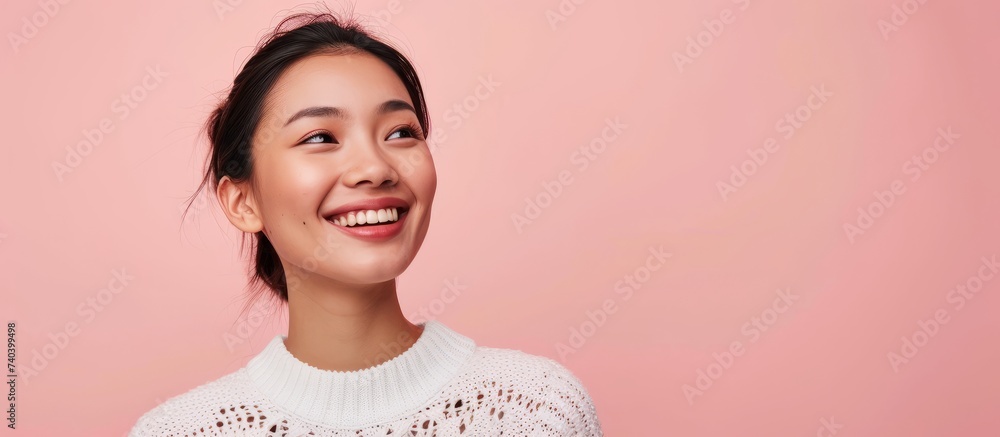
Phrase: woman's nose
[{"left": 342, "top": 137, "right": 398, "bottom": 188}]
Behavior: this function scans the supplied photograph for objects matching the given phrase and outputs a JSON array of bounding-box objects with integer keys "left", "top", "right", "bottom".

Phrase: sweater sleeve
[
  {"left": 540, "top": 358, "right": 604, "bottom": 436},
  {"left": 126, "top": 398, "right": 205, "bottom": 437},
  {"left": 126, "top": 403, "right": 163, "bottom": 437}
]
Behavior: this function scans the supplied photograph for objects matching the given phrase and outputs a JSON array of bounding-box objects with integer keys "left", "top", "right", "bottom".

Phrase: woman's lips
[
  {"left": 326, "top": 208, "right": 407, "bottom": 241},
  {"left": 326, "top": 207, "right": 405, "bottom": 226}
]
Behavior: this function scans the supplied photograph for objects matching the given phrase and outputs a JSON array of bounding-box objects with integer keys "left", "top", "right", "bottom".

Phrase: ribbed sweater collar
[{"left": 245, "top": 320, "right": 477, "bottom": 428}]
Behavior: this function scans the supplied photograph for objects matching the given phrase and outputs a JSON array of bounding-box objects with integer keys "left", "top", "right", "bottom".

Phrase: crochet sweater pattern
[{"left": 128, "top": 319, "right": 603, "bottom": 436}]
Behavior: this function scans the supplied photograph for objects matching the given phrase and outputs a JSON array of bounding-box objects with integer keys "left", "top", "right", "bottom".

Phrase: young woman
[{"left": 128, "top": 9, "right": 603, "bottom": 437}]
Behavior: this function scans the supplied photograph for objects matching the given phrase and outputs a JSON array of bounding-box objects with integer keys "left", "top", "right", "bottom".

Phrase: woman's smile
[
  {"left": 322, "top": 196, "right": 412, "bottom": 242},
  {"left": 326, "top": 206, "right": 409, "bottom": 241}
]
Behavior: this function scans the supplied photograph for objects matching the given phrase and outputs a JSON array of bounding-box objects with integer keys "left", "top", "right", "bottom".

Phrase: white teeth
[{"left": 328, "top": 207, "right": 403, "bottom": 227}]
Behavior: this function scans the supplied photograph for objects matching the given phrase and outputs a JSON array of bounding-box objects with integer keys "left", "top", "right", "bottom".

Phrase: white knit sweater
[{"left": 128, "top": 319, "right": 603, "bottom": 436}]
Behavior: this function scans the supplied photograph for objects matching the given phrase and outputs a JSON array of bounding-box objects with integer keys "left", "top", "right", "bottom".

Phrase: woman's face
[{"left": 244, "top": 52, "right": 436, "bottom": 286}]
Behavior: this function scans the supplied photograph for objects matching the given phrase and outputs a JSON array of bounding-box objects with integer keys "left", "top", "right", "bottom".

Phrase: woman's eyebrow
[{"left": 283, "top": 99, "right": 416, "bottom": 127}]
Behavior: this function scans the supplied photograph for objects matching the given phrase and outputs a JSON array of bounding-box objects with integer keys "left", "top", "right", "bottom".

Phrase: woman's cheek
[
  {"left": 419, "top": 148, "right": 437, "bottom": 194},
  {"left": 289, "top": 158, "right": 337, "bottom": 191},
  {"left": 387, "top": 147, "right": 414, "bottom": 179},
  {"left": 405, "top": 147, "right": 435, "bottom": 184}
]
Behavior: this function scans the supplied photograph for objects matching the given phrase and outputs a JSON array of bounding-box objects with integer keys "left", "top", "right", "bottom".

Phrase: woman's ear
[{"left": 217, "top": 175, "right": 264, "bottom": 233}]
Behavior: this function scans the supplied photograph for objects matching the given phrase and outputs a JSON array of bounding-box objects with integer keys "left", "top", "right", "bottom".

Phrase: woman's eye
[
  {"left": 387, "top": 126, "right": 419, "bottom": 141},
  {"left": 302, "top": 132, "right": 336, "bottom": 144}
]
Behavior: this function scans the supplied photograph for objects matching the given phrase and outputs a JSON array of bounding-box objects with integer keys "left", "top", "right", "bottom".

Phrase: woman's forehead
[{"left": 260, "top": 53, "right": 412, "bottom": 123}]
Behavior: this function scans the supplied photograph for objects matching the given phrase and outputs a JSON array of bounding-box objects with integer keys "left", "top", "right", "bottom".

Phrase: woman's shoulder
[
  {"left": 128, "top": 368, "right": 265, "bottom": 437},
  {"left": 469, "top": 345, "right": 586, "bottom": 381},
  {"left": 465, "top": 345, "right": 595, "bottom": 395},
  {"left": 456, "top": 345, "right": 604, "bottom": 435}
]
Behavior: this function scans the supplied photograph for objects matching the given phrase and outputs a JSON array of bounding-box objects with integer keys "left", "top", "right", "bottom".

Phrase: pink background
[{"left": 3, "top": 0, "right": 999, "bottom": 435}]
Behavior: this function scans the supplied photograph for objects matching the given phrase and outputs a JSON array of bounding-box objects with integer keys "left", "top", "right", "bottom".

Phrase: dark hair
[{"left": 180, "top": 8, "right": 431, "bottom": 319}]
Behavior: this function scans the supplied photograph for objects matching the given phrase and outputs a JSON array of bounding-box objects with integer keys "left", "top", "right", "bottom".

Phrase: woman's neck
[{"left": 283, "top": 278, "right": 423, "bottom": 372}]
